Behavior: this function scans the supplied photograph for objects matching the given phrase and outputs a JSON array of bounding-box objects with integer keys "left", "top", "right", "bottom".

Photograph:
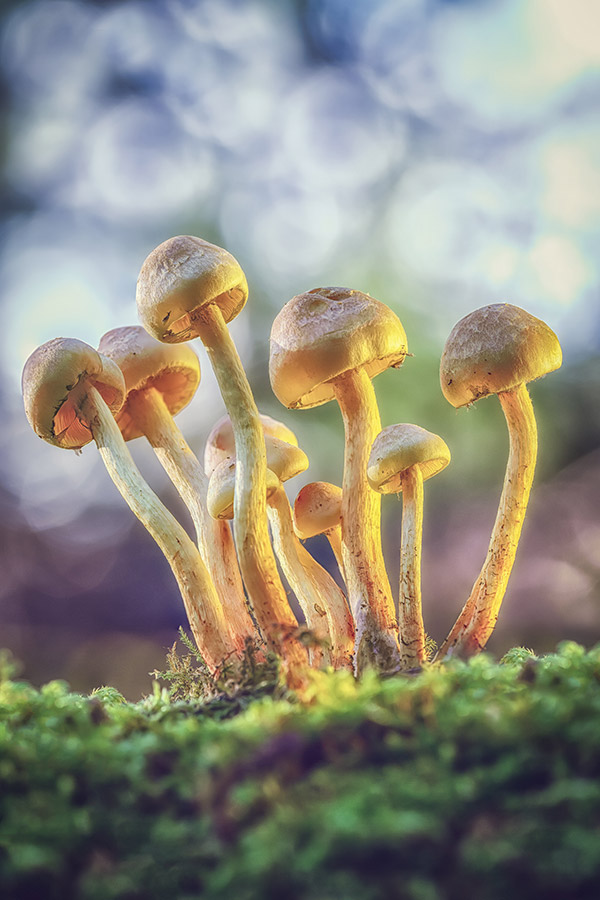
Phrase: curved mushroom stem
[
  {"left": 192, "top": 303, "right": 308, "bottom": 684},
  {"left": 398, "top": 466, "right": 426, "bottom": 667},
  {"left": 268, "top": 485, "right": 354, "bottom": 670},
  {"left": 126, "top": 386, "right": 258, "bottom": 645},
  {"left": 326, "top": 526, "right": 346, "bottom": 582},
  {"left": 78, "top": 385, "right": 235, "bottom": 670},
  {"left": 435, "top": 382, "right": 537, "bottom": 660},
  {"left": 332, "top": 367, "right": 400, "bottom": 674}
]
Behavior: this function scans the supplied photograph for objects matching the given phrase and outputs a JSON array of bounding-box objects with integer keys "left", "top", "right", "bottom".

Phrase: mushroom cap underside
[
  {"left": 99, "top": 325, "right": 200, "bottom": 440},
  {"left": 22, "top": 337, "right": 125, "bottom": 449}
]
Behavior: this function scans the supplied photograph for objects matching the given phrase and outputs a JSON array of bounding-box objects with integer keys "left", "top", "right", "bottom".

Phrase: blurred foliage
[{"left": 1, "top": 642, "right": 600, "bottom": 897}]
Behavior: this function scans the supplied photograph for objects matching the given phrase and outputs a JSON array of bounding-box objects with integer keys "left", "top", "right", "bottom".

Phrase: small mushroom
[
  {"left": 137, "top": 236, "right": 307, "bottom": 681},
  {"left": 22, "top": 337, "right": 233, "bottom": 670},
  {"left": 204, "top": 412, "right": 298, "bottom": 476},
  {"left": 98, "top": 325, "right": 256, "bottom": 648},
  {"left": 368, "top": 424, "right": 450, "bottom": 668},
  {"left": 293, "top": 481, "right": 345, "bottom": 578},
  {"left": 270, "top": 286, "right": 408, "bottom": 674},
  {"left": 435, "top": 303, "right": 562, "bottom": 660}
]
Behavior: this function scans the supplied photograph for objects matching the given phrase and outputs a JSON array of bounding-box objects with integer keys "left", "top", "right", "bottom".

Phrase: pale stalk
[
  {"left": 126, "top": 387, "right": 257, "bottom": 646},
  {"left": 79, "top": 385, "right": 233, "bottom": 670},
  {"left": 268, "top": 485, "right": 354, "bottom": 670},
  {"left": 332, "top": 368, "right": 400, "bottom": 673},
  {"left": 192, "top": 304, "right": 307, "bottom": 682},
  {"left": 436, "top": 383, "right": 537, "bottom": 660},
  {"left": 326, "top": 526, "right": 345, "bottom": 581},
  {"left": 398, "top": 466, "right": 426, "bottom": 667}
]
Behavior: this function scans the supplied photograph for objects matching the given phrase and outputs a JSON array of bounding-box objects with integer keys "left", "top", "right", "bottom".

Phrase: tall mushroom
[
  {"left": 22, "top": 337, "right": 234, "bottom": 670},
  {"left": 136, "top": 235, "right": 307, "bottom": 682},
  {"left": 435, "top": 303, "right": 562, "bottom": 660},
  {"left": 367, "top": 424, "right": 450, "bottom": 668},
  {"left": 98, "top": 325, "right": 257, "bottom": 645},
  {"left": 270, "top": 287, "right": 408, "bottom": 674}
]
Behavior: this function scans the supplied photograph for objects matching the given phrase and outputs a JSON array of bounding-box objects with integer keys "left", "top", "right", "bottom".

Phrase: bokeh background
[{"left": 1, "top": 0, "right": 599, "bottom": 697}]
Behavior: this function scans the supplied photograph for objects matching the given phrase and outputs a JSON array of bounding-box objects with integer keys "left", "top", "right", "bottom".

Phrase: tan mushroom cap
[
  {"left": 293, "top": 482, "right": 342, "bottom": 540},
  {"left": 265, "top": 436, "right": 308, "bottom": 484},
  {"left": 98, "top": 325, "right": 201, "bottom": 441},
  {"left": 440, "top": 303, "right": 562, "bottom": 409},
  {"left": 204, "top": 412, "right": 298, "bottom": 475},
  {"left": 270, "top": 287, "right": 408, "bottom": 409},
  {"left": 136, "top": 235, "right": 248, "bottom": 344},
  {"left": 367, "top": 424, "right": 451, "bottom": 494},
  {"left": 207, "top": 459, "right": 280, "bottom": 520},
  {"left": 22, "top": 338, "right": 125, "bottom": 450}
]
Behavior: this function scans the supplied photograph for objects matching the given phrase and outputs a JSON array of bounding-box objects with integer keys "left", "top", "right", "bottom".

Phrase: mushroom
[
  {"left": 137, "top": 236, "right": 307, "bottom": 681},
  {"left": 22, "top": 337, "right": 233, "bottom": 670},
  {"left": 367, "top": 424, "right": 450, "bottom": 668},
  {"left": 208, "top": 433, "right": 354, "bottom": 669},
  {"left": 270, "top": 286, "right": 408, "bottom": 674},
  {"left": 435, "top": 303, "right": 562, "bottom": 660},
  {"left": 204, "top": 411, "right": 298, "bottom": 476},
  {"left": 293, "top": 481, "right": 345, "bottom": 578},
  {"left": 97, "top": 325, "right": 257, "bottom": 647}
]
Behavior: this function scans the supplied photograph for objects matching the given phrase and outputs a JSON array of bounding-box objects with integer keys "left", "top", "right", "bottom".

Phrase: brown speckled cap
[
  {"left": 22, "top": 337, "right": 125, "bottom": 450},
  {"left": 270, "top": 287, "right": 408, "bottom": 409},
  {"left": 367, "top": 424, "right": 450, "bottom": 494},
  {"left": 137, "top": 235, "right": 248, "bottom": 344},
  {"left": 293, "top": 481, "right": 342, "bottom": 540},
  {"left": 98, "top": 325, "right": 200, "bottom": 441},
  {"left": 440, "top": 303, "right": 562, "bottom": 408}
]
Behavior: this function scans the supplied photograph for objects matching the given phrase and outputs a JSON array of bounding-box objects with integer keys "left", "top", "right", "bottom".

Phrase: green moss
[{"left": 1, "top": 642, "right": 600, "bottom": 898}]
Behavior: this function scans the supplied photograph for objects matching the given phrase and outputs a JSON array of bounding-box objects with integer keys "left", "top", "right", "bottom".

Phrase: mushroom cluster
[{"left": 22, "top": 236, "right": 563, "bottom": 685}]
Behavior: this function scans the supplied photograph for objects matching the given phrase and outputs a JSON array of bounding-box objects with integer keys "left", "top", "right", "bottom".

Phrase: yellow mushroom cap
[
  {"left": 136, "top": 235, "right": 248, "bottom": 344},
  {"left": 207, "top": 459, "right": 280, "bottom": 519},
  {"left": 440, "top": 303, "right": 562, "bottom": 409},
  {"left": 98, "top": 325, "right": 201, "bottom": 441},
  {"left": 367, "top": 424, "right": 451, "bottom": 494},
  {"left": 265, "top": 436, "right": 308, "bottom": 484},
  {"left": 22, "top": 337, "right": 125, "bottom": 450},
  {"left": 269, "top": 287, "right": 408, "bottom": 410},
  {"left": 293, "top": 481, "right": 343, "bottom": 540},
  {"left": 204, "top": 412, "right": 298, "bottom": 475}
]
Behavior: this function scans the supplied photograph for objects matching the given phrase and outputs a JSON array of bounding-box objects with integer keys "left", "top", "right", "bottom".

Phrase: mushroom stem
[
  {"left": 78, "top": 385, "right": 235, "bottom": 670},
  {"left": 332, "top": 367, "right": 400, "bottom": 673},
  {"left": 267, "top": 485, "right": 354, "bottom": 670},
  {"left": 436, "top": 382, "right": 537, "bottom": 660},
  {"left": 398, "top": 466, "right": 426, "bottom": 667},
  {"left": 125, "top": 386, "right": 258, "bottom": 644},
  {"left": 192, "top": 303, "right": 307, "bottom": 679},
  {"left": 326, "top": 527, "right": 346, "bottom": 580}
]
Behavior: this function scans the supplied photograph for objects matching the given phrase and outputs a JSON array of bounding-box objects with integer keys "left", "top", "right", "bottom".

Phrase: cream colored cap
[
  {"left": 136, "top": 235, "right": 248, "bottom": 344},
  {"left": 22, "top": 337, "right": 125, "bottom": 450},
  {"left": 440, "top": 303, "right": 562, "bottom": 409},
  {"left": 207, "top": 459, "right": 280, "bottom": 519},
  {"left": 265, "top": 436, "right": 308, "bottom": 484},
  {"left": 270, "top": 287, "right": 408, "bottom": 409},
  {"left": 98, "top": 325, "right": 200, "bottom": 441},
  {"left": 293, "top": 482, "right": 342, "bottom": 540},
  {"left": 204, "top": 412, "right": 298, "bottom": 475},
  {"left": 367, "top": 424, "right": 450, "bottom": 494}
]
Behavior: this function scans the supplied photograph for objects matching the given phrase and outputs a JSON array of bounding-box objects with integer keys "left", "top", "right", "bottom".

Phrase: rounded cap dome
[
  {"left": 367, "top": 424, "right": 451, "bottom": 494},
  {"left": 22, "top": 338, "right": 125, "bottom": 449},
  {"left": 440, "top": 303, "right": 562, "bottom": 409},
  {"left": 293, "top": 481, "right": 342, "bottom": 540},
  {"left": 98, "top": 325, "right": 200, "bottom": 440},
  {"left": 265, "top": 436, "right": 308, "bottom": 484},
  {"left": 204, "top": 412, "right": 298, "bottom": 475},
  {"left": 270, "top": 287, "right": 408, "bottom": 409},
  {"left": 207, "top": 459, "right": 280, "bottom": 519},
  {"left": 137, "top": 235, "right": 248, "bottom": 344}
]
